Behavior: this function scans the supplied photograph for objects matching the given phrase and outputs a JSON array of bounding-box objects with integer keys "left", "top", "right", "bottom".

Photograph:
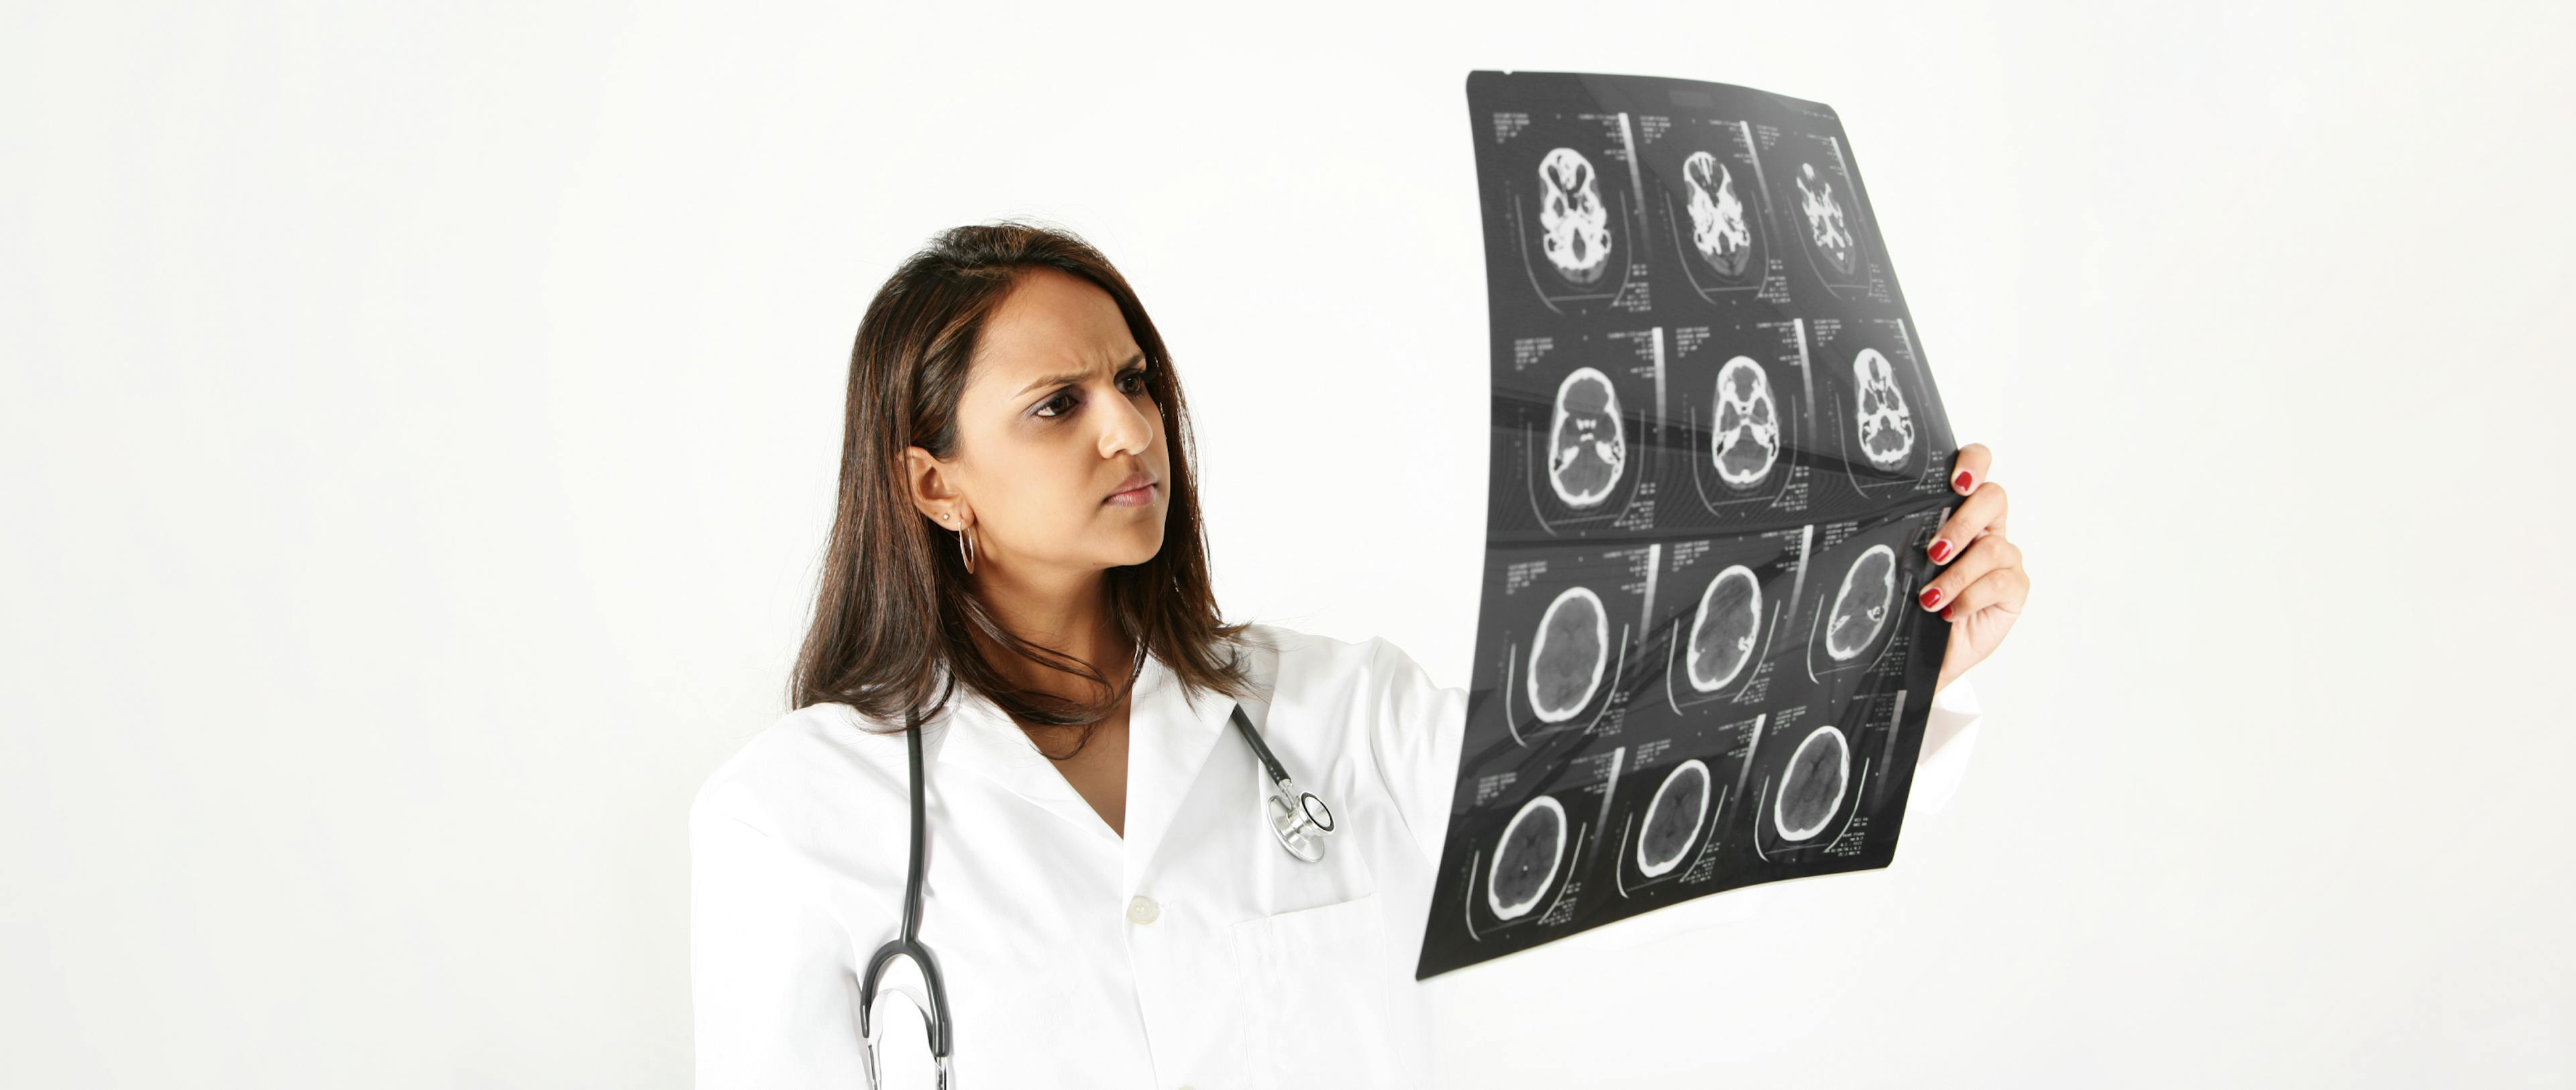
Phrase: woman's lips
[{"left": 1104, "top": 470, "right": 1157, "bottom": 506}]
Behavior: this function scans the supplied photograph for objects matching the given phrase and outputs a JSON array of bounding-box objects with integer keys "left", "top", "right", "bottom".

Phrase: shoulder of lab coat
[
  {"left": 690, "top": 702, "right": 904, "bottom": 1090},
  {"left": 1346, "top": 634, "right": 1472, "bottom": 870},
  {"left": 1358, "top": 641, "right": 1986, "bottom": 955}
]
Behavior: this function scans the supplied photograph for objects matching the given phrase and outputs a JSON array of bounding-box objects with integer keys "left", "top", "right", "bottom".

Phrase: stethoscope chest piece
[{"left": 1267, "top": 779, "right": 1336, "bottom": 863}]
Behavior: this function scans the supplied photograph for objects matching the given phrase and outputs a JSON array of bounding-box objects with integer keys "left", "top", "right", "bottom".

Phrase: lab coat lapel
[
  {"left": 1117, "top": 653, "right": 1235, "bottom": 887},
  {"left": 929, "top": 682, "right": 1123, "bottom": 847}
]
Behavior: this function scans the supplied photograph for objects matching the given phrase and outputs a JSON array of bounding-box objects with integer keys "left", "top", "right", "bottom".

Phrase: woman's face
[{"left": 907, "top": 267, "right": 1171, "bottom": 583}]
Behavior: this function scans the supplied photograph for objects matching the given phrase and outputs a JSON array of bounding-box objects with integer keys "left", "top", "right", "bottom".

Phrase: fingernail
[
  {"left": 1919, "top": 586, "right": 1942, "bottom": 609},
  {"left": 1927, "top": 539, "right": 1953, "bottom": 563},
  {"left": 1952, "top": 469, "right": 1974, "bottom": 493},
  {"left": 1942, "top": 606, "right": 1955, "bottom": 620}
]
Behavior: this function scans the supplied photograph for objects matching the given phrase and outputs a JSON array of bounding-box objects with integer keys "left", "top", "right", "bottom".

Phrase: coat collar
[{"left": 928, "top": 645, "right": 1256, "bottom": 881}]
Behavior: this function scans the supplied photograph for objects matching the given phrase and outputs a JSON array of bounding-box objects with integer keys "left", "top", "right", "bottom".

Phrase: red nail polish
[
  {"left": 1919, "top": 586, "right": 1941, "bottom": 609},
  {"left": 1942, "top": 606, "right": 1954, "bottom": 620},
  {"left": 1928, "top": 539, "right": 1952, "bottom": 563},
  {"left": 1953, "top": 470, "right": 1974, "bottom": 492}
]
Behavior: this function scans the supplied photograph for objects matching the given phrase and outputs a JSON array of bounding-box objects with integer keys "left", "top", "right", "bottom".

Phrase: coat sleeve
[
  {"left": 689, "top": 793, "right": 873, "bottom": 1089},
  {"left": 1361, "top": 637, "right": 1470, "bottom": 868},
  {"left": 1902, "top": 673, "right": 1985, "bottom": 820}
]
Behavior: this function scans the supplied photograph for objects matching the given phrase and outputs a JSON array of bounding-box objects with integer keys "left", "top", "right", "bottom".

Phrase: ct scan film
[{"left": 1419, "top": 70, "right": 1961, "bottom": 979}]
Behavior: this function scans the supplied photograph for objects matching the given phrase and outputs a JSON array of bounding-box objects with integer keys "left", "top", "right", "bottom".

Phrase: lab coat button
[{"left": 1126, "top": 894, "right": 1160, "bottom": 925}]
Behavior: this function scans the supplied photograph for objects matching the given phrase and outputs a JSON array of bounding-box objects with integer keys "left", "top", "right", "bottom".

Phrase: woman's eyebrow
[{"left": 1012, "top": 353, "right": 1146, "bottom": 397}]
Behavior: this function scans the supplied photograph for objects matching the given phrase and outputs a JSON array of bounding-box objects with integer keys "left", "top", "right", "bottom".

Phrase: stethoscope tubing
[{"left": 857, "top": 708, "right": 955, "bottom": 1068}]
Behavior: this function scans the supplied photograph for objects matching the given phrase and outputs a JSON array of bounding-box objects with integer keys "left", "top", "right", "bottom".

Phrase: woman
[{"left": 690, "top": 223, "right": 2029, "bottom": 1088}]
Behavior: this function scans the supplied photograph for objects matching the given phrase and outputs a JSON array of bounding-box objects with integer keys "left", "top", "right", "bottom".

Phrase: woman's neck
[{"left": 968, "top": 562, "right": 1130, "bottom": 704}]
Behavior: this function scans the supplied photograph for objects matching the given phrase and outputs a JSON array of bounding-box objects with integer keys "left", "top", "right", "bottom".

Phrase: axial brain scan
[
  {"left": 1537, "top": 147, "right": 1615, "bottom": 286},
  {"left": 1773, "top": 725, "right": 1851, "bottom": 841},
  {"left": 1712, "top": 356, "right": 1781, "bottom": 487},
  {"left": 1548, "top": 366, "right": 1627, "bottom": 508},
  {"left": 1682, "top": 150, "right": 1754, "bottom": 278},
  {"left": 1793, "top": 162, "right": 1856, "bottom": 275},
  {"left": 1637, "top": 759, "right": 1711, "bottom": 878},
  {"left": 1851, "top": 347, "right": 1915, "bottom": 470},
  {"left": 1489, "top": 794, "right": 1567, "bottom": 920},
  {"left": 1823, "top": 543, "right": 1897, "bottom": 662},
  {"left": 1527, "top": 585, "right": 1609, "bottom": 723},
  {"left": 1686, "top": 564, "right": 1762, "bottom": 692}
]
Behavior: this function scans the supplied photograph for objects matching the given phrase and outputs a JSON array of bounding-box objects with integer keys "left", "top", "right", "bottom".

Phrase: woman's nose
[{"left": 1099, "top": 387, "right": 1153, "bottom": 456}]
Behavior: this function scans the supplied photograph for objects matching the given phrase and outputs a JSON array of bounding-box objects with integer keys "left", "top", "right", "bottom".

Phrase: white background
[{"left": 7, "top": 1, "right": 2571, "bottom": 1086}]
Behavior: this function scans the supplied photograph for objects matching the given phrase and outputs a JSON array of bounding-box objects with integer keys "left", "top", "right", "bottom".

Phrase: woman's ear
[{"left": 904, "top": 445, "right": 968, "bottom": 527}]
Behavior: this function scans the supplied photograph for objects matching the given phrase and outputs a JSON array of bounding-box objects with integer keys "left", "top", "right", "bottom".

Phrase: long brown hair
[{"left": 789, "top": 221, "right": 1258, "bottom": 757}]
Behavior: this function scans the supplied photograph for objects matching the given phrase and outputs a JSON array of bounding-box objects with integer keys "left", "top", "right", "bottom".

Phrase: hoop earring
[{"left": 957, "top": 525, "right": 976, "bottom": 574}]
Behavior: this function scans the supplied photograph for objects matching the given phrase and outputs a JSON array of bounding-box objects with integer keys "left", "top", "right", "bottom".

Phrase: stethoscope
[{"left": 857, "top": 684, "right": 1336, "bottom": 1088}]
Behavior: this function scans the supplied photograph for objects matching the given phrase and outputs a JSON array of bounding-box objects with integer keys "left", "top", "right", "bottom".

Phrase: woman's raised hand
[{"left": 1917, "top": 442, "right": 2027, "bottom": 694}]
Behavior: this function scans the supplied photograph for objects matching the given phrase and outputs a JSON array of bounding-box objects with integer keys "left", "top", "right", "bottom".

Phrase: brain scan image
[
  {"left": 1851, "top": 347, "right": 1915, "bottom": 470},
  {"left": 1684, "top": 564, "right": 1762, "bottom": 693},
  {"left": 1823, "top": 543, "right": 1897, "bottom": 662},
  {"left": 1635, "top": 759, "right": 1711, "bottom": 879},
  {"left": 1682, "top": 151, "right": 1754, "bottom": 279},
  {"left": 1488, "top": 793, "right": 1568, "bottom": 921},
  {"left": 1711, "top": 356, "right": 1781, "bottom": 488},
  {"left": 1548, "top": 366, "right": 1627, "bottom": 508},
  {"left": 1772, "top": 725, "right": 1851, "bottom": 842},
  {"left": 1527, "top": 586, "right": 1610, "bottom": 723},
  {"left": 1536, "top": 147, "right": 1615, "bottom": 287},
  {"left": 1793, "top": 162, "right": 1856, "bottom": 276}
]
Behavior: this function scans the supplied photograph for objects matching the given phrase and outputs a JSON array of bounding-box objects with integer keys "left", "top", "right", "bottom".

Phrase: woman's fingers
[
  {"left": 1927, "top": 480, "right": 2008, "bottom": 563},
  {"left": 1948, "top": 442, "right": 1992, "bottom": 495},
  {"left": 1937, "top": 556, "right": 2031, "bottom": 622},
  {"left": 1919, "top": 533, "right": 2021, "bottom": 613}
]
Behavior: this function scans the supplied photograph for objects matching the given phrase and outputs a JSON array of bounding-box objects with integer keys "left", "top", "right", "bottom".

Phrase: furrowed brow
[
  {"left": 1014, "top": 370, "right": 1087, "bottom": 398},
  {"left": 1012, "top": 353, "right": 1146, "bottom": 398}
]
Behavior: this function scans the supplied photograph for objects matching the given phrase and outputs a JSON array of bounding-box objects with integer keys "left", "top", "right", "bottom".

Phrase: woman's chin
[{"left": 1097, "top": 524, "right": 1166, "bottom": 567}]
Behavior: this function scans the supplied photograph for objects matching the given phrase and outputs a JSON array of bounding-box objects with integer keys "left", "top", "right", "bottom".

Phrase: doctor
[{"left": 689, "top": 222, "right": 2029, "bottom": 1089}]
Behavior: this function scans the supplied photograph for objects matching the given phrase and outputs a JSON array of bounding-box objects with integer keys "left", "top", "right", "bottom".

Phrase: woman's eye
[{"left": 1035, "top": 370, "right": 1145, "bottom": 418}]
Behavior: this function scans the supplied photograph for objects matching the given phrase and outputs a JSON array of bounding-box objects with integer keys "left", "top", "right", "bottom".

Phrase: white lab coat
[{"left": 690, "top": 622, "right": 1983, "bottom": 1089}]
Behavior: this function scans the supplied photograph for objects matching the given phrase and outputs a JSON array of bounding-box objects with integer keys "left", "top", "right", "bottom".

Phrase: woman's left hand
[{"left": 1919, "top": 442, "right": 2028, "bottom": 694}]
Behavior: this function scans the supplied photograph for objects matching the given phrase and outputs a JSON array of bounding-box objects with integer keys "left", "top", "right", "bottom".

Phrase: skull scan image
[
  {"left": 1851, "top": 347, "right": 1916, "bottom": 471},
  {"left": 1711, "top": 356, "right": 1781, "bottom": 488},
  {"left": 1527, "top": 585, "right": 1610, "bottom": 724},
  {"left": 1772, "top": 725, "right": 1851, "bottom": 842},
  {"left": 1823, "top": 543, "right": 1898, "bottom": 662},
  {"left": 1684, "top": 564, "right": 1762, "bottom": 693},
  {"left": 1548, "top": 366, "right": 1627, "bottom": 508},
  {"left": 1488, "top": 794, "right": 1568, "bottom": 921},
  {"left": 1682, "top": 151, "right": 1754, "bottom": 279},
  {"left": 1536, "top": 147, "right": 1615, "bottom": 286},
  {"left": 1793, "top": 162, "right": 1857, "bottom": 276},
  {"left": 1636, "top": 759, "right": 1712, "bottom": 879}
]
